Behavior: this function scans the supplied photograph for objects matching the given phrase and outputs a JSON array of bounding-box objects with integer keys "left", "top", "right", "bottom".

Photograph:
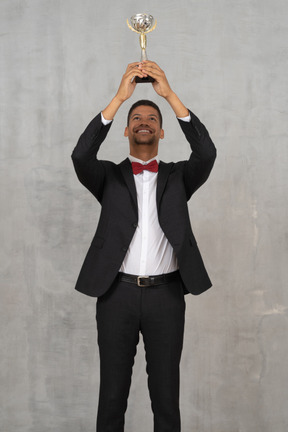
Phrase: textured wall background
[{"left": 1, "top": 0, "right": 287, "bottom": 431}]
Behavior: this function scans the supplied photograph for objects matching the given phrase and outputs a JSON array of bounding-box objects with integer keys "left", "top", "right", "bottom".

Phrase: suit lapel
[
  {"left": 119, "top": 158, "right": 172, "bottom": 213},
  {"left": 119, "top": 158, "right": 138, "bottom": 210},
  {"left": 157, "top": 161, "right": 173, "bottom": 209}
]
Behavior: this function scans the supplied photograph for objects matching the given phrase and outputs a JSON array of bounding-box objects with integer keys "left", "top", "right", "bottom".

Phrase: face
[{"left": 124, "top": 105, "right": 164, "bottom": 150}]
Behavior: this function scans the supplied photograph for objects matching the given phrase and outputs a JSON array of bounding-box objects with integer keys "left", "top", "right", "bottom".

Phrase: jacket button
[
  {"left": 132, "top": 223, "right": 138, "bottom": 228},
  {"left": 122, "top": 247, "right": 128, "bottom": 252}
]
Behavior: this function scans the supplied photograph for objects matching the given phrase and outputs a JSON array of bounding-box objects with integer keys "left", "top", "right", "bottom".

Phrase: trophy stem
[
  {"left": 139, "top": 34, "right": 147, "bottom": 61},
  {"left": 141, "top": 48, "right": 147, "bottom": 61},
  {"left": 140, "top": 33, "right": 146, "bottom": 49},
  {"left": 137, "top": 33, "right": 154, "bottom": 82}
]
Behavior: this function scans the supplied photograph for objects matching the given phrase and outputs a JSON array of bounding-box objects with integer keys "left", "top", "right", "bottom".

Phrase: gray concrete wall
[{"left": 1, "top": 0, "right": 287, "bottom": 431}]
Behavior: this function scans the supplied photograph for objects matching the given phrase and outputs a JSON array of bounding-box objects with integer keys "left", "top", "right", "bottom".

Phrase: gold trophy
[{"left": 127, "top": 13, "right": 157, "bottom": 83}]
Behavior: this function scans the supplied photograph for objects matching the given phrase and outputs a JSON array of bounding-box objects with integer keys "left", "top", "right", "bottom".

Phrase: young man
[{"left": 72, "top": 61, "right": 216, "bottom": 432}]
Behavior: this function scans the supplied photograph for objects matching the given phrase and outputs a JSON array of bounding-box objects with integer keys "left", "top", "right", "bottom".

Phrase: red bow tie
[{"left": 131, "top": 160, "right": 159, "bottom": 175}]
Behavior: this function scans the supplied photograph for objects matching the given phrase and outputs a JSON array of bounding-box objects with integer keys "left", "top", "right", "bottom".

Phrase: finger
[
  {"left": 126, "top": 62, "right": 143, "bottom": 71},
  {"left": 125, "top": 69, "right": 147, "bottom": 83},
  {"left": 142, "top": 60, "right": 162, "bottom": 71},
  {"left": 142, "top": 60, "right": 158, "bottom": 66},
  {"left": 141, "top": 64, "right": 161, "bottom": 73},
  {"left": 141, "top": 67, "right": 163, "bottom": 80},
  {"left": 126, "top": 67, "right": 147, "bottom": 78},
  {"left": 141, "top": 63, "right": 163, "bottom": 74},
  {"left": 125, "top": 67, "right": 148, "bottom": 80}
]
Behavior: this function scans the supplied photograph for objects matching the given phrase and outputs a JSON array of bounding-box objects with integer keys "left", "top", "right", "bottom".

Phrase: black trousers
[{"left": 96, "top": 273, "right": 186, "bottom": 432}]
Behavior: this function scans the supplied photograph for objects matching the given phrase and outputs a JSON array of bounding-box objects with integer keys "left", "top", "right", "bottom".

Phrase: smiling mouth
[{"left": 135, "top": 129, "right": 153, "bottom": 134}]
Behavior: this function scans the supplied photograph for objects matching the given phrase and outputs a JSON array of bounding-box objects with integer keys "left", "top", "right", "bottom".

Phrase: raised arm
[
  {"left": 72, "top": 62, "right": 146, "bottom": 199},
  {"left": 140, "top": 60, "right": 216, "bottom": 198},
  {"left": 138, "top": 61, "right": 189, "bottom": 118},
  {"left": 102, "top": 62, "right": 149, "bottom": 120}
]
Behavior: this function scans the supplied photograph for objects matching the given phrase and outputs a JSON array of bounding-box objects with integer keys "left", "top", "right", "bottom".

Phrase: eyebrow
[{"left": 132, "top": 113, "right": 158, "bottom": 118}]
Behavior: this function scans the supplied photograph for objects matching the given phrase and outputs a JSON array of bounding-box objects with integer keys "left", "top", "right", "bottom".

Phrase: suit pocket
[{"left": 91, "top": 236, "right": 105, "bottom": 249}]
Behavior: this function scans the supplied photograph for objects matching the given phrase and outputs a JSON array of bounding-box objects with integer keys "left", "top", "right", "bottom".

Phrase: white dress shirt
[
  {"left": 120, "top": 155, "right": 178, "bottom": 275},
  {"left": 101, "top": 112, "right": 191, "bottom": 276}
]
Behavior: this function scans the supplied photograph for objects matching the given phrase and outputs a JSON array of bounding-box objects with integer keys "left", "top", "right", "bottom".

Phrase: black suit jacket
[{"left": 72, "top": 110, "right": 216, "bottom": 297}]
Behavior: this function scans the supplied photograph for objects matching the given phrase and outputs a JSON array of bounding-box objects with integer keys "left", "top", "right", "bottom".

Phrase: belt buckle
[{"left": 137, "top": 276, "right": 149, "bottom": 287}]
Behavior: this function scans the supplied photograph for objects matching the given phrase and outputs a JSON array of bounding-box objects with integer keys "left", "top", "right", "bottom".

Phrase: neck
[{"left": 130, "top": 148, "right": 158, "bottom": 162}]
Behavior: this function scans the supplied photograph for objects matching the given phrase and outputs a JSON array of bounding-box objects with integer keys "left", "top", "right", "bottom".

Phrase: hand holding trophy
[{"left": 127, "top": 13, "right": 157, "bottom": 83}]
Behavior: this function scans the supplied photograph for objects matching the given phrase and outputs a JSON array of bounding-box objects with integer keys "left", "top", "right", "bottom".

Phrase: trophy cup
[{"left": 127, "top": 13, "right": 157, "bottom": 83}]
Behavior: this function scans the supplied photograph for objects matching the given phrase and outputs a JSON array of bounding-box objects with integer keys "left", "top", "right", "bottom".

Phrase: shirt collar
[{"left": 128, "top": 155, "right": 160, "bottom": 165}]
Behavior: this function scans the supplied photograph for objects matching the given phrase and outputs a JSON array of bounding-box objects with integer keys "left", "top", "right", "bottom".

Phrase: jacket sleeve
[
  {"left": 71, "top": 113, "right": 113, "bottom": 202},
  {"left": 177, "top": 110, "right": 217, "bottom": 200}
]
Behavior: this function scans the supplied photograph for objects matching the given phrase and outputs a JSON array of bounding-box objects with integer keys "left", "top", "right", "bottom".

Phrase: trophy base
[{"left": 135, "top": 75, "right": 155, "bottom": 83}]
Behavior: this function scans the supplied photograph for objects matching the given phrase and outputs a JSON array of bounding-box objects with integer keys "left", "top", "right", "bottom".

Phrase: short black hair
[{"left": 127, "top": 100, "right": 163, "bottom": 128}]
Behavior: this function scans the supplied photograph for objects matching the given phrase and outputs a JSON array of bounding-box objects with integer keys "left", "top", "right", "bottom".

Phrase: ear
[
  {"left": 124, "top": 126, "right": 129, "bottom": 137},
  {"left": 160, "top": 129, "right": 164, "bottom": 139}
]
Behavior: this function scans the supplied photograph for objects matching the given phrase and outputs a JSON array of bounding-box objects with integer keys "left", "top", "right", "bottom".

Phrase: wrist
[
  {"left": 165, "top": 92, "right": 189, "bottom": 117},
  {"left": 102, "top": 96, "right": 124, "bottom": 121},
  {"left": 164, "top": 90, "right": 176, "bottom": 102},
  {"left": 114, "top": 94, "right": 126, "bottom": 105}
]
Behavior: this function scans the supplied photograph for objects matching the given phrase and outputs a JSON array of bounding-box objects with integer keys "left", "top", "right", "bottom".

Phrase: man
[{"left": 72, "top": 61, "right": 216, "bottom": 432}]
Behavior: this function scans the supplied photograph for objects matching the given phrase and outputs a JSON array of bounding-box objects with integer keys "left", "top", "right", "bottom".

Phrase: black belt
[{"left": 118, "top": 271, "right": 179, "bottom": 287}]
